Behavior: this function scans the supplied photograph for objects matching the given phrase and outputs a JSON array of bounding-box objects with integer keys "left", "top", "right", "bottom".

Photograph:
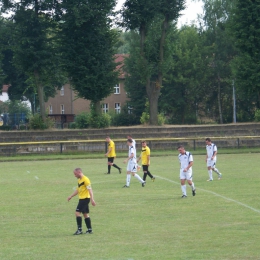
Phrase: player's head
[
  {"left": 177, "top": 145, "right": 185, "bottom": 154},
  {"left": 127, "top": 134, "right": 132, "bottom": 139},
  {"left": 105, "top": 136, "right": 110, "bottom": 142},
  {"left": 205, "top": 138, "right": 211, "bottom": 145},
  {"left": 73, "top": 168, "right": 83, "bottom": 178},
  {"left": 127, "top": 138, "right": 133, "bottom": 146},
  {"left": 141, "top": 140, "right": 147, "bottom": 147}
]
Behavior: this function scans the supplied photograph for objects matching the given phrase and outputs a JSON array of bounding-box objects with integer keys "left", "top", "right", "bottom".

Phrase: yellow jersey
[
  {"left": 107, "top": 140, "right": 116, "bottom": 157},
  {"left": 77, "top": 175, "right": 91, "bottom": 199},
  {"left": 141, "top": 146, "right": 150, "bottom": 165}
]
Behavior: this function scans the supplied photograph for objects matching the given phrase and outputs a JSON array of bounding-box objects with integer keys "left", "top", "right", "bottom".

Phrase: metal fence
[{"left": 0, "top": 136, "right": 260, "bottom": 156}]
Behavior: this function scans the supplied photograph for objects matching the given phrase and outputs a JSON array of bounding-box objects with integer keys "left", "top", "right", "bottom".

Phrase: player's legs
[
  {"left": 142, "top": 165, "right": 148, "bottom": 181},
  {"left": 107, "top": 157, "right": 113, "bottom": 174},
  {"left": 111, "top": 158, "right": 121, "bottom": 173},
  {"left": 131, "top": 163, "right": 145, "bottom": 186},
  {"left": 180, "top": 170, "right": 187, "bottom": 197},
  {"left": 212, "top": 161, "right": 222, "bottom": 179},
  {"left": 207, "top": 160, "right": 213, "bottom": 181},
  {"left": 186, "top": 173, "right": 196, "bottom": 196},
  {"left": 146, "top": 166, "right": 155, "bottom": 180},
  {"left": 74, "top": 199, "right": 87, "bottom": 235},
  {"left": 123, "top": 162, "right": 132, "bottom": 187},
  {"left": 81, "top": 199, "right": 93, "bottom": 234}
]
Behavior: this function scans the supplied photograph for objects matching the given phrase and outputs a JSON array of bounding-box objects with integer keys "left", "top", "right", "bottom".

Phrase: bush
[
  {"left": 28, "top": 114, "right": 54, "bottom": 130},
  {"left": 110, "top": 107, "right": 140, "bottom": 126},
  {"left": 75, "top": 112, "right": 91, "bottom": 129},
  {"left": 254, "top": 109, "right": 260, "bottom": 122},
  {"left": 89, "top": 113, "right": 111, "bottom": 128},
  {"left": 158, "top": 113, "right": 166, "bottom": 126},
  {"left": 140, "top": 112, "right": 149, "bottom": 124}
]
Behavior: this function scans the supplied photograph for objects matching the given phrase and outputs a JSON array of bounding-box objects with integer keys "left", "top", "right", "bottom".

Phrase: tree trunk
[
  {"left": 146, "top": 79, "right": 160, "bottom": 125},
  {"left": 92, "top": 100, "right": 101, "bottom": 115},
  {"left": 34, "top": 70, "right": 46, "bottom": 121},
  {"left": 217, "top": 73, "right": 223, "bottom": 124}
]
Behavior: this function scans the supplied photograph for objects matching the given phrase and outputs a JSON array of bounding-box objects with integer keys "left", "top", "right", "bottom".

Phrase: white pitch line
[{"left": 155, "top": 175, "right": 260, "bottom": 214}]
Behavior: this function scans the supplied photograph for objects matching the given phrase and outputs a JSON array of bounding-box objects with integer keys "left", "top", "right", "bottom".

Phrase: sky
[{"left": 115, "top": 0, "right": 204, "bottom": 27}]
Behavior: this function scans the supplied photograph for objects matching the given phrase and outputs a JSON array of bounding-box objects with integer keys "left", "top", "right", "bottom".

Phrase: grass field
[{"left": 1, "top": 152, "right": 260, "bottom": 260}]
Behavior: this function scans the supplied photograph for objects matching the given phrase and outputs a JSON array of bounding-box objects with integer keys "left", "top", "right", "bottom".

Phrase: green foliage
[
  {"left": 58, "top": 0, "right": 118, "bottom": 104},
  {"left": 109, "top": 106, "right": 139, "bottom": 126},
  {"left": 254, "top": 109, "right": 260, "bottom": 122},
  {"left": 75, "top": 112, "right": 91, "bottom": 129},
  {"left": 0, "top": 100, "right": 31, "bottom": 116},
  {"left": 140, "top": 112, "right": 149, "bottom": 125},
  {"left": 89, "top": 113, "right": 111, "bottom": 129},
  {"left": 28, "top": 114, "right": 54, "bottom": 130},
  {"left": 75, "top": 112, "right": 111, "bottom": 129}
]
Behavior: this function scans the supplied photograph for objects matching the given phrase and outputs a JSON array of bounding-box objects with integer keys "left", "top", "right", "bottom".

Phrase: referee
[{"left": 67, "top": 168, "right": 96, "bottom": 235}]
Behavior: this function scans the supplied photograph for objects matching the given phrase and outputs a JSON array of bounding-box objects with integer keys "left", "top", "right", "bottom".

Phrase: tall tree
[
  {"left": 199, "top": 0, "right": 236, "bottom": 123},
  {"left": 231, "top": 0, "right": 260, "bottom": 121},
  {"left": 0, "top": 0, "right": 65, "bottom": 120},
  {"left": 121, "top": 0, "right": 185, "bottom": 125},
  {"left": 57, "top": 0, "right": 119, "bottom": 115}
]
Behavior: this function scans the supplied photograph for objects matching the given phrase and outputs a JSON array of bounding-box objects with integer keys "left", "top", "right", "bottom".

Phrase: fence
[{"left": 0, "top": 136, "right": 260, "bottom": 156}]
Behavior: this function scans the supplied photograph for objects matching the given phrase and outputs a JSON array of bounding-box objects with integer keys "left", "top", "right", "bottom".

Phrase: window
[
  {"left": 114, "top": 84, "right": 120, "bottom": 94},
  {"left": 102, "top": 103, "right": 108, "bottom": 113},
  {"left": 61, "top": 104, "right": 65, "bottom": 114},
  {"left": 115, "top": 103, "right": 121, "bottom": 114},
  {"left": 49, "top": 105, "right": 53, "bottom": 114},
  {"left": 60, "top": 86, "right": 64, "bottom": 96}
]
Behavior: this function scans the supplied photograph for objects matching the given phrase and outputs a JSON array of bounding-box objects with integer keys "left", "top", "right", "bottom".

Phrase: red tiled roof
[{"left": 115, "top": 54, "right": 129, "bottom": 79}]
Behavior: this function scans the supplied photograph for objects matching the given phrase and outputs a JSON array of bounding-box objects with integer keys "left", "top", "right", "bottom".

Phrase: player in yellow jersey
[
  {"left": 67, "top": 168, "right": 96, "bottom": 235},
  {"left": 137, "top": 140, "right": 155, "bottom": 183},
  {"left": 104, "top": 136, "right": 122, "bottom": 174}
]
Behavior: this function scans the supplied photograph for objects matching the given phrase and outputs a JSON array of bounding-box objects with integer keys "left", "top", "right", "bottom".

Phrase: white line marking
[
  {"left": 156, "top": 175, "right": 260, "bottom": 214},
  {"left": 35, "top": 176, "right": 39, "bottom": 180}
]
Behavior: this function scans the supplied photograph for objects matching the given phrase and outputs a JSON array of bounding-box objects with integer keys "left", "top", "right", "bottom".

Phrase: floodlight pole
[{"left": 232, "top": 79, "right": 236, "bottom": 123}]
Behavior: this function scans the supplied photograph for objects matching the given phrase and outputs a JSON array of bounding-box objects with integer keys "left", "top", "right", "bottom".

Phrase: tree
[
  {"left": 231, "top": 0, "right": 260, "bottom": 121},
  {"left": 0, "top": 0, "right": 66, "bottom": 121},
  {"left": 57, "top": 0, "right": 119, "bottom": 115},
  {"left": 121, "top": 0, "right": 185, "bottom": 125},
  {"left": 159, "top": 25, "right": 208, "bottom": 124},
  {"left": 198, "top": 0, "right": 236, "bottom": 123}
]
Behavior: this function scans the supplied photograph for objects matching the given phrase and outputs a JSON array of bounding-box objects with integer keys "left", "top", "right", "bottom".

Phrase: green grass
[{"left": 0, "top": 154, "right": 260, "bottom": 260}]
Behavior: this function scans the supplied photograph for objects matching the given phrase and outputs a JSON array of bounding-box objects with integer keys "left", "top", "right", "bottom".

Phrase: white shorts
[
  {"left": 180, "top": 169, "right": 192, "bottom": 180},
  {"left": 207, "top": 159, "right": 216, "bottom": 168},
  {"left": 127, "top": 161, "right": 137, "bottom": 173}
]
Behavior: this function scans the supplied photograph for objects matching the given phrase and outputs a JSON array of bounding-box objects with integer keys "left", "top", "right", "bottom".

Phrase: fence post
[
  {"left": 193, "top": 139, "right": 196, "bottom": 151},
  {"left": 237, "top": 138, "right": 240, "bottom": 149},
  {"left": 149, "top": 141, "right": 152, "bottom": 150},
  {"left": 60, "top": 143, "right": 63, "bottom": 154}
]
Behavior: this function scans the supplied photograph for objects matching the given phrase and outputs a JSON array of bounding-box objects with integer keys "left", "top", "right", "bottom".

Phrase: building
[{"left": 44, "top": 54, "right": 129, "bottom": 124}]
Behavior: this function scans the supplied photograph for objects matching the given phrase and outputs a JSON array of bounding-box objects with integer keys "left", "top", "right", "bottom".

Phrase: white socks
[
  {"left": 208, "top": 170, "right": 213, "bottom": 180},
  {"left": 134, "top": 173, "right": 144, "bottom": 183},
  {"left": 126, "top": 174, "right": 131, "bottom": 186},
  {"left": 181, "top": 185, "right": 186, "bottom": 196}
]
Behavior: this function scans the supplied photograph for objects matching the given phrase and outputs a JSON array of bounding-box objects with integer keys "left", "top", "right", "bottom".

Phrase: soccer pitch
[{"left": 1, "top": 153, "right": 260, "bottom": 260}]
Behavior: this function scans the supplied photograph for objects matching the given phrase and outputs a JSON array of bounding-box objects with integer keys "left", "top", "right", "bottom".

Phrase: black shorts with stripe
[{"left": 76, "top": 198, "right": 90, "bottom": 213}]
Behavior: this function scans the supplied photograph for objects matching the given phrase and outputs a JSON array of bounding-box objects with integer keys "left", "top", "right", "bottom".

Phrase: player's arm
[
  {"left": 137, "top": 152, "right": 142, "bottom": 163},
  {"left": 87, "top": 185, "right": 96, "bottom": 206},
  {"left": 105, "top": 147, "right": 112, "bottom": 157},
  {"left": 185, "top": 161, "right": 193, "bottom": 171},
  {"left": 124, "top": 152, "right": 134, "bottom": 163},
  {"left": 67, "top": 189, "right": 78, "bottom": 201},
  {"left": 212, "top": 150, "right": 217, "bottom": 159}
]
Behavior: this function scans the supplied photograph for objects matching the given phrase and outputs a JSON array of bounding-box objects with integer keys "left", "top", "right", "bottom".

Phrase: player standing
[
  {"left": 178, "top": 145, "right": 196, "bottom": 198},
  {"left": 205, "top": 138, "right": 222, "bottom": 181},
  {"left": 67, "top": 168, "right": 96, "bottom": 235},
  {"left": 123, "top": 138, "right": 146, "bottom": 188},
  {"left": 137, "top": 140, "right": 155, "bottom": 182},
  {"left": 104, "top": 136, "right": 122, "bottom": 174}
]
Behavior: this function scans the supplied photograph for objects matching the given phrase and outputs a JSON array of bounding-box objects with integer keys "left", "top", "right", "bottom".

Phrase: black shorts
[
  {"left": 108, "top": 157, "right": 114, "bottom": 163},
  {"left": 76, "top": 198, "right": 90, "bottom": 213},
  {"left": 142, "top": 165, "right": 148, "bottom": 172}
]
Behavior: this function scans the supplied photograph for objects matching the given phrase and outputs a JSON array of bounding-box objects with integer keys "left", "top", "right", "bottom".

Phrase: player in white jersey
[
  {"left": 178, "top": 145, "right": 196, "bottom": 198},
  {"left": 205, "top": 138, "right": 222, "bottom": 181},
  {"left": 123, "top": 138, "right": 145, "bottom": 188}
]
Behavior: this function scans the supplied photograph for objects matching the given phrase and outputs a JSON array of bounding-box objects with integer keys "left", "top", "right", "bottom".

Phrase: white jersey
[
  {"left": 178, "top": 151, "right": 193, "bottom": 170},
  {"left": 206, "top": 143, "right": 217, "bottom": 160},
  {"left": 128, "top": 145, "right": 137, "bottom": 163}
]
